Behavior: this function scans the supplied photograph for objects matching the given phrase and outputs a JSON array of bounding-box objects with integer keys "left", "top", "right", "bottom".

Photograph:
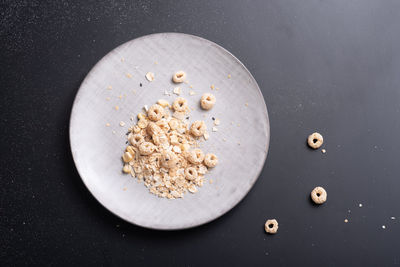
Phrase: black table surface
[{"left": 1, "top": 0, "right": 400, "bottom": 266}]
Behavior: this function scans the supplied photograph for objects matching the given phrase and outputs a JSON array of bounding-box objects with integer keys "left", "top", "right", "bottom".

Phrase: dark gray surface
[{"left": 1, "top": 0, "right": 400, "bottom": 266}]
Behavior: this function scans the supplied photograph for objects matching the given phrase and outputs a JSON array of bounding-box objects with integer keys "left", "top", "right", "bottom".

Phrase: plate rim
[{"left": 69, "top": 32, "right": 270, "bottom": 230}]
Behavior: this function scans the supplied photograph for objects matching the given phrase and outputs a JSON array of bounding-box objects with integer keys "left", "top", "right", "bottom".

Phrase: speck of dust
[
  {"left": 344, "top": 219, "right": 349, "bottom": 223},
  {"left": 359, "top": 203, "right": 363, "bottom": 207},
  {"left": 382, "top": 225, "right": 386, "bottom": 229}
]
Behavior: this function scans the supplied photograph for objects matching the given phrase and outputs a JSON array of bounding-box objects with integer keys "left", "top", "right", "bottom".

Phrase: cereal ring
[
  {"left": 152, "top": 133, "right": 168, "bottom": 146},
  {"left": 129, "top": 134, "right": 144, "bottom": 146},
  {"left": 147, "top": 122, "right": 162, "bottom": 136},
  {"left": 307, "top": 132, "right": 323, "bottom": 149},
  {"left": 147, "top": 104, "right": 164, "bottom": 121},
  {"left": 138, "top": 142, "right": 155, "bottom": 155},
  {"left": 204, "top": 153, "right": 218, "bottom": 168},
  {"left": 311, "top": 186, "right": 327, "bottom": 204},
  {"left": 264, "top": 219, "right": 278, "bottom": 234},
  {"left": 160, "top": 151, "right": 178, "bottom": 168},
  {"left": 190, "top": 121, "right": 206, "bottom": 137},
  {"left": 185, "top": 167, "right": 198, "bottom": 181},
  {"left": 200, "top": 93, "right": 216, "bottom": 110},
  {"left": 172, "top": 71, "right": 186, "bottom": 83},
  {"left": 172, "top": 97, "right": 188, "bottom": 112},
  {"left": 187, "top": 149, "right": 205, "bottom": 164},
  {"left": 137, "top": 119, "right": 148, "bottom": 129}
]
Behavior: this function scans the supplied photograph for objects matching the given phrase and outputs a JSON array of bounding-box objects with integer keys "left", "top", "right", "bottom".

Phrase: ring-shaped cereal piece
[
  {"left": 204, "top": 153, "right": 218, "bottom": 168},
  {"left": 184, "top": 167, "right": 198, "bottom": 181},
  {"left": 147, "top": 104, "right": 164, "bottom": 121},
  {"left": 138, "top": 142, "right": 155, "bottom": 156},
  {"left": 200, "top": 93, "right": 216, "bottom": 110},
  {"left": 187, "top": 149, "right": 205, "bottom": 164},
  {"left": 129, "top": 133, "right": 144, "bottom": 146},
  {"left": 190, "top": 121, "right": 206, "bottom": 137},
  {"left": 310, "top": 186, "right": 327, "bottom": 204},
  {"left": 307, "top": 132, "right": 323, "bottom": 149},
  {"left": 264, "top": 219, "right": 278, "bottom": 234},
  {"left": 172, "top": 97, "right": 188, "bottom": 112},
  {"left": 172, "top": 71, "right": 186, "bottom": 83}
]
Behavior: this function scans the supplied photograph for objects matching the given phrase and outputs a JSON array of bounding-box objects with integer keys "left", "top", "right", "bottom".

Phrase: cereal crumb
[
  {"left": 238, "top": 142, "right": 241, "bottom": 145},
  {"left": 215, "top": 87, "right": 219, "bottom": 91},
  {"left": 245, "top": 102, "right": 249, "bottom": 107},
  {"left": 359, "top": 203, "right": 363, "bottom": 208},
  {"left": 154, "top": 61, "right": 158, "bottom": 65},
  {"left": 237, "top": 123, "right": 240, "bottom": 127},
  {"left": 212, "top": 127, "right": 218, "bottom": 132},
  {"left": 143, "top": 105, "right": 149, "bottom": 112},
  {"left": 209, "top": 179, "right": 213, "bottom": 184},
  {"left": 107, "top": 85, "right": 112, "bottom": 90},
  {"left": 173, "top": 87, "right": 181, "bottom": 95},
  {"left": 126, "top": 73, "right": 132, "bottom": 78},
  {"left": 120, "top": 121, "right": 125, "bottom": 127},
  {"left": 106, "top": 97, "right": 110, "bottom": 101},
  {"left": 189, "top": 90, "right": 195, "bottom": 96},
  {"left": 210, "top": 85, "right": 215, "bottom": 90},
  {"left": 118, "top": 95, "right": 123, "bottom": 99},
  {"left": 121, "top": 58, "right": 125, "bottom": 62},
  {"left": 382, "top": 225, "right": 386, "bottom": 229},
  {"left": 227, "top": 74, "right": 231, "bottom": 78},
  {"left": 203, "top": 132, "right": 210, "bottom": 140},
  {"left": 123, "top": 187, "right": 127, "bottom": 191},
  {"left": 214, "top": 118, "right": 220, "bottom": 126},
  {"left": 105, "top": 123, "right": 110, "bottom": 127},
  {"left": 344, "top": 219, "right": 348, "bottom": 223},
  {"left": 222, "top": 138, "right": 227, "bottom": 142},
  {"left": 133, "top": 90, "right": 136, "bottom": 94},
  {"left": 322, "top": 149, "right": 326, "bottom": 153},
  {"left": 115, "top": 105, "right": 120, "bottom": 111},
  {"left": 146, "top": 72, "right": 155, "bottom": 81},
  {"left": 189, "top": 85, "right": 193, "bottom": 89},
  {"left": 130, "top": 117, "right": 134, "bottom": 121},
  {"left": 164, "top": 89, "right": 171, "bottom": 96},
  {"left": 391, "top": 217, "right": 396, "bottom": 220},
  {"left": 112, "top": 130, "right": 116, "bottom": 134}
]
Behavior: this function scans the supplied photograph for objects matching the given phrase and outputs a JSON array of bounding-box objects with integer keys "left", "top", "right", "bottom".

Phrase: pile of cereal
[{"left": 121, "top": 94, "right": 218, "bottom": 199}]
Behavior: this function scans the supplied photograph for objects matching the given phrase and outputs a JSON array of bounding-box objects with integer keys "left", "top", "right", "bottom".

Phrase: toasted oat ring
[
  {"left": 184, "top": 167, "right": 198, "bottom": 181},
  {"left": 172, "top": 71, "right": 186, "bottom": 83},
  {"left": 190, "top": 121, "right": 206, "bottom": 137},
  {"left": 172, "top": 97, "right": 188, "bottom": 112},
  {"left": 138, "top": 142, "right": 155, "bottom": 156},
  {"left": 307, "top": 132, "right": 323, "bottom": 149},
  {"left": 129, "top": 133, "right": 144, "bottom": 146},
  {"left": 187, "top": 149, "right": 205, "bottom": 164},
  {"left": 311, "top": 186, "right": 327, "bottom": 204},
  {"left": 264, "top": 219, "right": 278, "bottom": 234},
  {"left": 204, "top": 153, "right": 218, "bottom": 168},
  {"left": 147, "top": 104, "right": 164, "bottom": 121},
  {"left": 200, "top": 93, "right": 216, "bottom": 110}
]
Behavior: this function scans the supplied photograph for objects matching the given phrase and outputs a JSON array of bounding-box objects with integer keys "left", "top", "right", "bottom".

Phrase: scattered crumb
[
  {"left": 222, "top": 138, "right": 227, "bottom": 142},
  {"left": 203, "top": 132, "right": 210, "bottom": 140},
  {"left": 115, "top": 105, "right": 120, "bottom": 111},
  {"left": 143, "top": 105, "right": 149, "bottom": 112},
  {"left": 121, "top": 58, "right": 125, "bottom": 62},
  {"left": 145, "top": 72, "right": 155, "bottom": 81},
  {"left": 164, "top": 89, "right": 171, "bottom": 96},
  {"left": 189, "top": 85, "right": 193, "bottom": 89},
  {"left": 133, "top": 90, "right": 136, "bottom": 94},
  {"left": 120, "top": 121, "right": 125, "bottom": 127},
  {"left": 173, "top": 87, "right": 181, "bottom": 95},
  {"left": 214, "top": 118, "right": 220, "bottom": 126},
  {"left": 126, "top": 73, "right": 132, "bottom": 78},
  {"left": 212, "top": 127, "right": 218, "bottom": 132},
  {"left": 215, "top": 87, "right": 219, "bottom": 91},
  {"left": 228, "top": 74, "right": 231, "bottom": 78},
  {"left": 189, "top": 90, "right": 195, "bottom": 96},
  {"left": 238, "top": 142, "right": 241, "bottom": 145},
  {"left": 154, "top": 61, "right": 158, "bottom": 65},
  {"left": 322, "top": 149, "right": 326, "bottom": 154},
  {"left": 106, "top": 97, "right": 110, "bottom": 101},
  {"left": 391, "top": 217, "right": 396, "bottom": 220},
  {"left": 118, "top": 95, "right": 123, "bottom": 99},
  {"left": 130, "top": 117, "right": 134, "bottom": 121},
  {"left": 344, "top": 219, "right": 348, "bottom": 223},
  {"left": 382, "top": 225, "right": 386, "bottom": 229},
  {"left": 112, "top": 130, "right": 116, "bottom": 134},
  {"left": 210, "top": 85, "right": 215, "bottom": 90},
  {"left": 123, "top": 187, "right": 127, "bottom": 191},
  {"left": 359, "top": 203, "right": 363, "bottom": 208},
  {"left": 105, "top": 123, "right": 110, "bottom": 127},
  {"left": 245, "top": 102, "right": 249, "bottom": 107},
  {"left": 237, "top": 123, "right": 240, "bottom": 127},
  {"left": 231, "top": 122, "right": 234, "bottom": 125},
  {"left": 209, "top": 179, "right": 213, "bottom": 184},
  {"left": 184, "top": 80, "right": 189, "bottom": 84},
  {"left": 107, "top": 85, "right": 112, "bottom": 90}
]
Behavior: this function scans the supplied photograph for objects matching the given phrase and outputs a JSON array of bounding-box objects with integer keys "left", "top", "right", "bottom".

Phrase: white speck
[
  {"left": 212, "top": 127, "right": 218, "bottom": 132},
  {"left": 344, "top": 219, "right": 348, "bottom": 223},
  {"left": 119, "top": 121, "right": 125, "bottom": 127},
  {"left": 143, "top": 105, "right": 148, "bottom": 112},
  {"left": 173, "top": 87, "right": 181, "bottom": 95},
  {"left": 112, "top": 130, "right": 116, "bottom": 134},
  {"left": 145, "top": 72, "right": 155, "bottom": 81},
  {"left": 189, "top": 90, "right": 195, "bottom": 96},
  {"left": 321, "top": 149, "right": 326, "bottom": 153},
  {"left": 382, "top": 225, "right": 386, "bottom": 229},
  {"left": 391, "top": 217, "right": 396, "bottom": 220},
  {"left": 203, "top": 132, "right": 209, "bottom": 140},
  {"left": 164, "top": 89, "right": 171, "bottom": 96},
  {"left": 214, "top": 118, "right": 220, "bottom": 126},
  {"left": 359, "top": 203, "right": 363, "bottom": 208}
]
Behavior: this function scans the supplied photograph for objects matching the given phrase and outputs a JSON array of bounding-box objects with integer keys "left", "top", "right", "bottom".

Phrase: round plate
[{"left": 70, "top": 33, "right": 270, "bottom": 230}]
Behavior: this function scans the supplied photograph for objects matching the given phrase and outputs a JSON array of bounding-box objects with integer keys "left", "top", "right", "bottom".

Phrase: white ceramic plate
[{"left": 70, "top": 33, "right": 270, "bottom": 230}]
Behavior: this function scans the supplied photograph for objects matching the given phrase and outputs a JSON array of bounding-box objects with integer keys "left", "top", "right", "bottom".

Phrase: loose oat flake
[
  {"left": 121, "top": 96, "right": 218, "bottom": 199},
  {"left": 146, "top": 72, "right": 155, "bottom": 82}
]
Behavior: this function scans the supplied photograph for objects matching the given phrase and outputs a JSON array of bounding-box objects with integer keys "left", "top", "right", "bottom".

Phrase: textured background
[{"left": 1, "top": 0, "right": 400, "bottom": 266}]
